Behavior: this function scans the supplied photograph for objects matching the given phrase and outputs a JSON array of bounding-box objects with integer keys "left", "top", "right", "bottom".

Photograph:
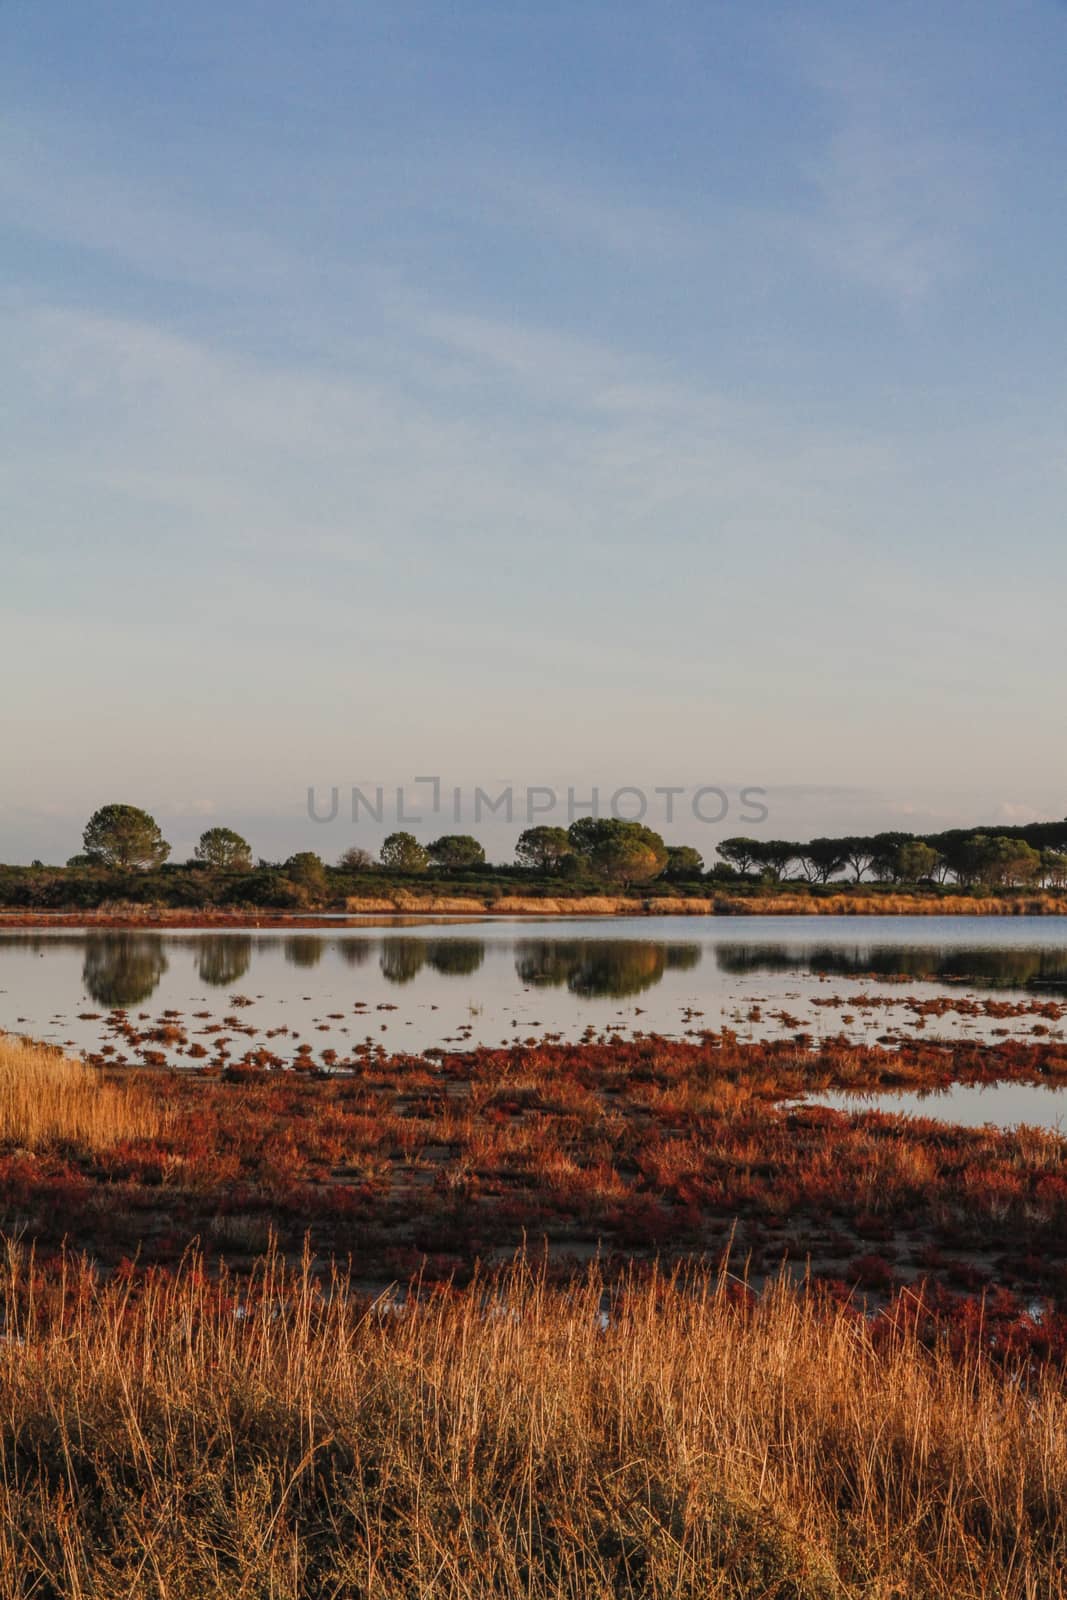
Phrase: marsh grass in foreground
[
  {"left": 0, "top": 1246, "right": 1065, "bottom": 1598},
  {"left": 0, "top": 1034, "right": 164, "bottom": 1152}
]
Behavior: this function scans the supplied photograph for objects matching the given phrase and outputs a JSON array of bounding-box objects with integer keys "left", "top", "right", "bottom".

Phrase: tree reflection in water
[
  {"left": 715, "top": 943, "right": 1067, "bottom": 993},
  {"left": 515, "top": 940, "right": 701, "bottom": 1000},
  {"left": 379, "top": 938, "right": 426, "bottom": 985},
  {"left": 338, "top": 939, "right": 373, "bottom": 967},
  {"left": 195, "top": 936, "right": 253, "bottom": 988},
  {"left": 425, "top": 940, "right": 485, "bottom": 977},
  {"left": 665, "top": 944, "right": 701, "bottom": 972},
  {"left": 283, "top": 937, "right": 325, "bottom": 969},
  {"left": 82, "top": 934, "right": 168, "bottom": 1007}
]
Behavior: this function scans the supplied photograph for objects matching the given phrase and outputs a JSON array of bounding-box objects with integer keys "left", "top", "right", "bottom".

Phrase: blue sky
[{"left": 2, "top": 1, "right": 1066, "bottom": 863}]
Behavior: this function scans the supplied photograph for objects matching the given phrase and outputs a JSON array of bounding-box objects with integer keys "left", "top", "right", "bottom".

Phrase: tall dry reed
[
  {"left": 716, "top": 893, "right": 1067, "bottom": 916},
  {"left": 0, "top": 1246, "right": 1064, "bottom": 1597},
  {"left": 0, "top": 1034, "right": 163, "bottom": 1152}
]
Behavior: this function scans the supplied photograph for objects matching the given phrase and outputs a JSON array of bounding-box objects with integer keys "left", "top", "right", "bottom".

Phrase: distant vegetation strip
[
  {"left": 5, "top": 802, "right": 1067, "bottom": 911},
  {"left": 6, "top": 893, "right": 1067, "bottom": 924}
]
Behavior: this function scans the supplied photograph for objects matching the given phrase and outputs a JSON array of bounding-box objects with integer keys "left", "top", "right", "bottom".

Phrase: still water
[
  {"left": 805, "top": 1082, "right": 1067, "bottom": 1133},
  {"left": 3, "top": 917, "right": 1067, "bottom": 1127}
]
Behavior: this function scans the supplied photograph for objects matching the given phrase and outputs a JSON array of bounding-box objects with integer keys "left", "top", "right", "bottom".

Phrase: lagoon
[{"left": 2, "top": 916, "right": 1067, "bottom": 1101}]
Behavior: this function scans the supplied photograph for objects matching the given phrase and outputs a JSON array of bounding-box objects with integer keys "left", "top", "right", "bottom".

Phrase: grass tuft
[{"left": 0, "top": 1033, "right": 164, "bottom": 1152}]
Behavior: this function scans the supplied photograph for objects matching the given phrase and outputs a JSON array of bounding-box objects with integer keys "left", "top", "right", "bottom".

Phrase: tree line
[
  {"left": 59, "top": 807, "right": 688, "bottom": 890},
  {"left": 18, "top": 803, "right": 1067, "bottom": 898},
  {"left": 715, "top": 826, "right": 1067, "bottom": 889}
]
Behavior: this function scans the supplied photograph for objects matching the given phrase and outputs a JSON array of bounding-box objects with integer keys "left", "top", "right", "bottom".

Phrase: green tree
[
  {"left": 748, "top": 841, "right": 798, "bottom": 883},
  {"left": 514, "top": 826, "right": 573, "bottom": 871},
  {"left": 663, "top": 846, "right": 704, "bottom": 880},
  {"left": 567, "top": 817, "right": 605, "bottom": 856},
  {"left": 796, "top": 839, "right": 848, "bottom": 884},
  {"left": 840, "top": 837, "right": 876, "bottom": 883},
  {"left": 1041, "top": 849, "right": 1067, "bottom": 889},
  {"left": 567, "top": 819, "right": 668, "bottom": 884},
  {"left": 716, "top": 837, "right": 761, "bottom": 876},
  {"left": 380, "top": 832, "right": 429, "bottom": 872},
  {"left": 194, "top": 827, "right": 253, "bottom": 871},
  {"left": 590, "top": 834, "right": 667, "bottom": 887},
  {"left": 427, "top": 835, "right": 486, "bottom": 870},
  {"left": 284, "top": 852, "right": 328, "bottom": 896},
  {"left": 976, "top": 837, "right": 1042, "bottom": 889},
  {"left": 936, "top": 831, "right": 982, "bottom": 887},
  {"left": 896, "top": 841, "right": 941, "bottom": 883},
  {"left": 82, "top": 804, "right": 169, "bottom": 870},
  {"left": 868, "top": 833, "right": 914, "bottom": 883},
  {"left": 337, "top": 846, "right": 375, "bottom": 871}
]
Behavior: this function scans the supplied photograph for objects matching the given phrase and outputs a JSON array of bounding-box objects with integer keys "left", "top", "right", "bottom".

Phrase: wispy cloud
[
  {"left": 782, "top": 34, "right": 988, "bottom": 304},
  {"left": 993, "top": 801, "right": 1044, "bottom": 825},
  {"left": 2, "top": 291, "right": 902, "bottom": 571},
  {"left": 471, "top": 163, "right": 702, "bottom": 263},
  {"left": 0, "top": 113, "right": 300, "bottom": 295}
]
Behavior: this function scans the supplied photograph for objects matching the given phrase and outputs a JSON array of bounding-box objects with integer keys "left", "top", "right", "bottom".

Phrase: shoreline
[{"left": 2, "top": 890, "right": 1067, "bottom": 928}]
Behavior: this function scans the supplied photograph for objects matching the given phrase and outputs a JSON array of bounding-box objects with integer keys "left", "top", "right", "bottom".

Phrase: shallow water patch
[{"left": 805, "top": 1081, "right": 1067, "bottom": 1133}]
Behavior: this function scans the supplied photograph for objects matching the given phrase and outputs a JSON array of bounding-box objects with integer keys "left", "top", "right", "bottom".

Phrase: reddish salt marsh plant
[{"left": 4, "top": 1032, "right": 1067, "bottom": 1316}]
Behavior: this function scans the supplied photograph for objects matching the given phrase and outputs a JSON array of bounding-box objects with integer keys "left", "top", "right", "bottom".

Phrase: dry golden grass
[
  {"left": 644, "top": 897, "right": 717, "bottom": 915},
  {"left": 0, "top": 1246, "right": 1064, "bottom": 1598},
  {"left": 341, "top": 892, "right": 1067, "bottom": 918},
  {"left": 493, "top": 894, "right": 641, "bottom": 915},
  {"left": 14, "top": 893, "right": 1067, "bottom": 925},
  {"left": 717, "top": 893, "right": 1067, "bottom": 916},
  {"left": 343, "top": 893, "right": 662, "bottom": 915},
  {"left": 345, "top": 894, "right": 490, "bottom": 914},
  {"left": 0, "top": 1034, "right": 163, "bottom": 1152},
  {"left": 341, "top": 895, "right": 409, "bottom": 913}
]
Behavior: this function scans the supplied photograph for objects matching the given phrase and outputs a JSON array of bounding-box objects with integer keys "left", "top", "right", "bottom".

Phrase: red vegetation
[{"left": 1, "top": 1030, "right": 1067, "bottom": 1364}]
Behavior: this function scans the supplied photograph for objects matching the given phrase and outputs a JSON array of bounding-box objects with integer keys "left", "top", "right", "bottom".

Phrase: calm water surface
[
  {"left": 805, "top": 1082, "right": 1067, "bottom": 1133},
  {"left": 3, "top": 916, "right": 1067, "bottom": 1129}
]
